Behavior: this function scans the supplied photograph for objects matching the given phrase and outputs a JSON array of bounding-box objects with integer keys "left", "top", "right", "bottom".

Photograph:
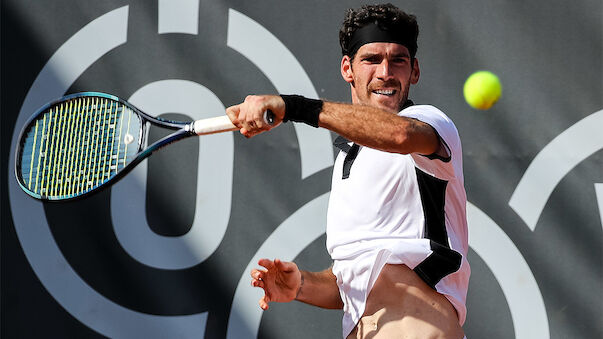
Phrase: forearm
[
  {"left": 317, "top": 101, "right": 437, "bottom": 155},
  {"left": 295, "top": 268, "right": 343, "bottom": 309},
  {"left": 227, "top": 94, "right": 438, "bottom": 155}
]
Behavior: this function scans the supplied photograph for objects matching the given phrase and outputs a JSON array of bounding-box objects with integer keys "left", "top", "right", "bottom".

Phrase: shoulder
[{"left": 401, "top": 105, "right": 464, "bottom": 180}]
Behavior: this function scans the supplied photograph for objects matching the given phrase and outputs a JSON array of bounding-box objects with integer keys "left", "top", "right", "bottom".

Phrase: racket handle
[
  {"left": 192, "top": 116, "right": 238, "bottom": 135},
  {"left": 192, "top": 111, "right": 276, "bottom": 136}
]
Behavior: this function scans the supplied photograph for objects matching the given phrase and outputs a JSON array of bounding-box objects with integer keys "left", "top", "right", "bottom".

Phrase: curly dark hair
[{"left": 339, "top": 3, "right": 419, "bottom": 59}]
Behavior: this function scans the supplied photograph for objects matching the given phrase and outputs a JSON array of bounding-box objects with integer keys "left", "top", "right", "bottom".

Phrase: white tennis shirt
[{"left": 326, "top": 104, "right": 470, "bottom": 338}]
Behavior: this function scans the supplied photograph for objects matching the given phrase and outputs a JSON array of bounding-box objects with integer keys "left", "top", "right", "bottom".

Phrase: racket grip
[
  {"left": 192, "top": 116, "right": 238, "bottom": 135},
  {"left": 193, "top": 111, "right": 275, "bottom": 136}
]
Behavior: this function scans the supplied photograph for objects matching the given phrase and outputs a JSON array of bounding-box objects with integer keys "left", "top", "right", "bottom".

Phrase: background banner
[{"left": 2, "top": 1, "right": 601, "bottom": 338}]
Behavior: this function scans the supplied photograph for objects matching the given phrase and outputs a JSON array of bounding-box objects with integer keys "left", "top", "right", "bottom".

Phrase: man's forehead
[{"left": 356, "top": 42, "right": 411, "bottom": 56}]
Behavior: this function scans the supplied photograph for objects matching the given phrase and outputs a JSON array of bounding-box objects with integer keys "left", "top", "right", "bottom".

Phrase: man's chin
[{"left": 372, "top": 99, "right": 404, "bottom": 114}]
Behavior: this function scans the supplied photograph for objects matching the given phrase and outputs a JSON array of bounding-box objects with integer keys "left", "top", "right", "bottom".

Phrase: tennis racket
[{"left": 15, "top": 92, "right": 274, "bottom": 201}]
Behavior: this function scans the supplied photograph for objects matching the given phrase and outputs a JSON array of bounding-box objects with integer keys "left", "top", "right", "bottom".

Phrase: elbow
[{"left": 392, "top": 130, "right": 412, "bottom": 154}]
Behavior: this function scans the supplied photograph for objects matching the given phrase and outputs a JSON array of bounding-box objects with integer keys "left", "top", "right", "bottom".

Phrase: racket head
[{"left": 15, "top": 92, "right": 146, "bottom": 201}]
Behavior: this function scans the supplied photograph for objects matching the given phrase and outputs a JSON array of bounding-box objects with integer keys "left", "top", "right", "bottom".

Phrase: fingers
[
  {"left": 250, "top": 268, "right": 269, "bottom": 310},
  {"left": 238, "top": 96, "right": 268, "bottom": 137},
  {"left": 250, "top": 270, "right": 266, "bottom": 291},
  {"left": 256, "top": 258, "right": 295, "bottom": 273},
  {"left": 250, "top": 258, "right": 299, "bottom": 310},
  {"left": 240, "top": 116, "right": 270, "bottom": 138},
  {"left": 227, "top": 95, "right": 284, "bottom": 138},
  {"left": 225, "top": 104, "right": 242, "bottom": 128},
  {"left": 251, "top": 278, "right": 265, "bottom": 289},
  {"left": 257, "top": 258, "right": 275, "bottom": 269},
  {"left": 226, "top": 104, "right": 257, "bottom": 138},
  {"left": 250, "top": 268, "right": 266, "bottom": 281},
  {"left": 274, "top": 258, "right": 297, "bottom": 273},
  {"left": 259, "top": 295, "right": 270, "bottom": 310}
]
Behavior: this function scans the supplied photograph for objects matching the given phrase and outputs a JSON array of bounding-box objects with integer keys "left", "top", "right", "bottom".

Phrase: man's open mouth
[{"left": 372, "top": 89, "right": 397, "bottom": 96}]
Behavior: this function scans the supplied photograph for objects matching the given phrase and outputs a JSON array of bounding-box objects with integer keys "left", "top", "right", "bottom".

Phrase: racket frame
[{"left": 15, "top": 92, "right": 199, "bottom": 202}]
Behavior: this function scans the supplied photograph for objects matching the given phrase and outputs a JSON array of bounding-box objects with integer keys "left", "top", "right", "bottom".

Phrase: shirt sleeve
[{"left": 398, "top": 105, "right": 462, "bottom": 181}]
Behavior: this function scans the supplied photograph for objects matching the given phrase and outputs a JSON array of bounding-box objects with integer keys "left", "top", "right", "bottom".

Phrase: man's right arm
[
  {"left": 226, "top": 95, "right": 439, "bottom": 157},
  {"left": 296, "top": 268, "right": 343, "bottom": 309}
]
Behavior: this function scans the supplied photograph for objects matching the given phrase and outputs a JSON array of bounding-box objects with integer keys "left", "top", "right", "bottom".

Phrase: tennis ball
[{"left": 463, "top": 71, "right": 502, "bottom": 110}]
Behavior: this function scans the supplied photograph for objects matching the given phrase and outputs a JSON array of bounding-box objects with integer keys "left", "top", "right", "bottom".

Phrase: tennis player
[{"left": 227, "top": 4, "right": 470, "bottom": 338}]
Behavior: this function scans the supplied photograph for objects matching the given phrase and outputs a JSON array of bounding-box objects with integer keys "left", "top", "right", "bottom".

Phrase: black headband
[{"left": 347, "top": 21, "right": 414, "bottom": 57}]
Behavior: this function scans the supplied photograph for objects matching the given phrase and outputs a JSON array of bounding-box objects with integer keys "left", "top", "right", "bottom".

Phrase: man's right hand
[
  {"left": 226, "top": 95, "right": 285, "bottom": 138},
  {"left": 250, "top": 258, "right": 302, "bottom": 310}
]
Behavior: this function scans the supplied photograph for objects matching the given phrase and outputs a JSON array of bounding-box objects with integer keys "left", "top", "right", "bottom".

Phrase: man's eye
[{"left": 362, "top": 56, "right": 379, "bottom": 63}]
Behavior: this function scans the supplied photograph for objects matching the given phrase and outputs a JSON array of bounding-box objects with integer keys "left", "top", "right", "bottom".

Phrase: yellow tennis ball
[{"left": 463, "top": 71, "right": 502, "bottom": 110}]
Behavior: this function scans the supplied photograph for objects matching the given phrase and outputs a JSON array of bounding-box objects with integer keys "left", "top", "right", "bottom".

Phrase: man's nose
[{"left": 376, "top": 59, "right": 393, "bottom": 79}]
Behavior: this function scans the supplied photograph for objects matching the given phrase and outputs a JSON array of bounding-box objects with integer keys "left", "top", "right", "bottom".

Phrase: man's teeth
[{"left": 373, "top": 89, "right": 395, "bottom": 95}]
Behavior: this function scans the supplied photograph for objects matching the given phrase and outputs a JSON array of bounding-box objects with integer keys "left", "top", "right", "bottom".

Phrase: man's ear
[
  {"left": 341, "top": 55, "right": 354, "bottom": 84},
  {"left": 410, "top": 58, "right": 420, "bottom": 84}
]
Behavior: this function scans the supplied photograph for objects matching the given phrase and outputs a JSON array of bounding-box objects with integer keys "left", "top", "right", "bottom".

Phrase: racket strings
[{"left": 19, "top": 96, "right": 141, "bottom": 199}]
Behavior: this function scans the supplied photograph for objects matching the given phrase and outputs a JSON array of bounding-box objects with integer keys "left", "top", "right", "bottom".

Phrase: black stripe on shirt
[{"left": 412, "top": 168, "right": 462, "bottom": 289}]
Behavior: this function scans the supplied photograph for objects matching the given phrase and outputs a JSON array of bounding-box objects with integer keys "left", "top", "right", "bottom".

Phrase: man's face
[{"left": 341, "top": 42, "right": 420, "bottom": 113}]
